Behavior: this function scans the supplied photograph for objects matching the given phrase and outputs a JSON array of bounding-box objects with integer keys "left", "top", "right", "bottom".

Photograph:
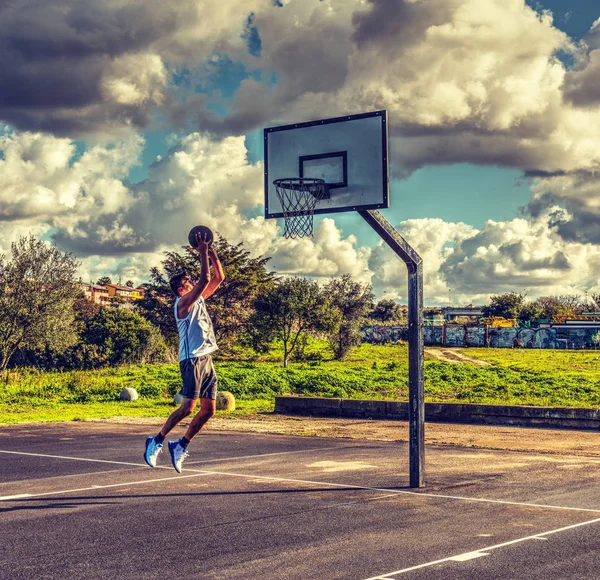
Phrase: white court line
[
  {"left": 0, "top": 449, "right": 147, "bottom": 468},
  {"left": 185, "top": 444, "right": 349, "bottom": 465},
  {"left": 189, "top": 468, "right": 600, "bottom": 515},
  {"left": 0, "top": 472, "right": 211, "bottom": 501},
  {"left": 0, "top": 445, "right": 347, "bottom": 469},
  {"left": 2, "top": 449, "right": 600, "bottom": 516},
  {"left": 362, "top": 517, "right": 600, "bottom": 579}
]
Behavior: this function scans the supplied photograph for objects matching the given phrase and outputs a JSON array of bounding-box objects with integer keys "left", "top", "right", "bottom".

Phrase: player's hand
[{"left": 195, "top": 232, "right": 211, "bottom": 252}]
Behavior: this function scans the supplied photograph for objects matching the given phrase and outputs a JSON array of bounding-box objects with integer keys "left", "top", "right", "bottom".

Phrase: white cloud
[
  {"left": 0, "top": 129, "right": 279, "bottom": 282},
  {"left": 0, "top": 131, "right": 142, "bottom": 221},
  {"left": 438, "top": 210, "right": 600, "bottom": 302},
  {"left": 234, "top": 0, "right": 600, "bottom": 178},
  {"left": 0, "top": 0, "right": 263, "bottom": 136},
  {"left": 369, "top": 218, "right": 476, "bottom": 303},
  {"left": 269, "top": 218, "right": 371, "bottom": 280},
  {"left": 102, "top": 54, "right": 168, "bottom": 106},
  {"left": 4, "top": 0, "right": 600, "bottom": 298}
]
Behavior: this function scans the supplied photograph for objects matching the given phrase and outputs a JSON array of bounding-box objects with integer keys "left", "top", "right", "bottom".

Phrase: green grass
[
  {"left": 0, "top": 399, "right": 274, "bottom": 425},
  {"left": 2, "top": 343, "right": 600, "bottom": 424}
]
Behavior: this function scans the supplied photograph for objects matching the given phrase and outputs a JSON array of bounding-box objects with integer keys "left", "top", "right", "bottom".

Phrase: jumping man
[{"left": 144, "top": 232, "right": 224, "bottom": 472}]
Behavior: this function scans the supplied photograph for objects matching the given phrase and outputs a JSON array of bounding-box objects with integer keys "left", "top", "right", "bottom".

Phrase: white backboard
[{"left": 264, "top": 110, "right": 389, "bottom": 218}]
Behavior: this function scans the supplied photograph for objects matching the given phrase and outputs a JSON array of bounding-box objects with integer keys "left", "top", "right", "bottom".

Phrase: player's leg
[
  {"left": 160, "top": 398, "right": 198, "bottom": 438},
  {"left": 144, "top": 358, "right": 198, "bottom": 467},
  {"left": 183, "top": 397, "right": 216, "bottom": 440},
  {"left": 144, "top": 398, "right": 197, "bottom": 467},
  {"left": 168, "top": 355, "right": 217, "bottom": 472}
]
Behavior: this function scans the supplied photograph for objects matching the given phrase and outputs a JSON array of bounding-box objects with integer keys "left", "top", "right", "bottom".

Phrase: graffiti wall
[
  {"left": 361, "top": 324, "right": 595, "bottom": 349},
  {"left": 361, "top": 325, "right": 408, "bottom": 343},
  {"left": 424, "top": 326, "right": 443, "bottom": 345}
]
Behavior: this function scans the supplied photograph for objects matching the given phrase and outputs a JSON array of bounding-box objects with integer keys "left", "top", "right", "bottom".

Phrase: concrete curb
[{"left": 274, "top": 396, "right": 600, "bottom": 431}]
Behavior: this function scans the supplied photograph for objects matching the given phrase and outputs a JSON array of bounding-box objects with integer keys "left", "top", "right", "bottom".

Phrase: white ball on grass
[
  {"left": 120, "top": 388, "right": 138, "bottom": 402},
  {"left": 216, "top": 391, "right": 236, "bottom": 411}
]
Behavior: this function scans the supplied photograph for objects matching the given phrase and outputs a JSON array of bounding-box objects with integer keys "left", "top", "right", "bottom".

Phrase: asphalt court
[{"left": 1, "top": 422, "right": 600, "bottom": 579}]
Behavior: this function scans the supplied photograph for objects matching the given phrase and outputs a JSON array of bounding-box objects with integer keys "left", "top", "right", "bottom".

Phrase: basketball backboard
[{"left": 264, "top": 110, "right": 389, "bottom": 218}]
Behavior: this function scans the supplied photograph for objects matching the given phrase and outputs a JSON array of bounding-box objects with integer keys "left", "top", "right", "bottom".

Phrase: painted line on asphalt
[
  {"left": 188, "top": 467, "right": 600, "bottom": 515},
  {"left": 362, "top": 517, "right": 600, "bottom": 578},
  {"left": 0, "top": 445, "right": 350, "bottom": 470},
  {"left": 2, "top": 449, "right": 600, "bottom": 516},
  {"left": 0, "top": 493, "right": 33, "bottom": 501},
  {"left": 185, "top": 445, "right": 352, "bottom": 465},
  {"left": 0, "top": 472, "right": 212, "bottom": 501},
  {"left": 0, "top": 449, "right": 146, "bottom": 468}
]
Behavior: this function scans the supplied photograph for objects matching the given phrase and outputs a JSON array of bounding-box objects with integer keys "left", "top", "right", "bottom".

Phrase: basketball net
[{"left": 273, "top": 178, "right": 326, "bottom": 239}]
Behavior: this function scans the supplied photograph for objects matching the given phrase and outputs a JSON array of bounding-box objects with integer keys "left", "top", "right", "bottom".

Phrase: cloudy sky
[{"left": 1, "top": 0, "right": 599, "bottom": 306}]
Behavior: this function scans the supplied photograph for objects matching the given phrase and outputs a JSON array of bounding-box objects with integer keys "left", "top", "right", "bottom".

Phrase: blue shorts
[{"left": 179, "top": 355, "right": 218, "bottom": 400}]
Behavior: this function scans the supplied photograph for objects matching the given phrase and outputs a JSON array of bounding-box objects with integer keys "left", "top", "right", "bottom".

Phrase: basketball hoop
[{"left": 273, "top": 178, "right": 326, "bottom": 238}]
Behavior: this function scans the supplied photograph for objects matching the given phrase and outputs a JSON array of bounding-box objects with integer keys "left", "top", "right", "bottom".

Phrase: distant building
[
  {"left": 424, "top": 308, "right": 444, "bottom": 326},
  {"left": 441, "top": 305, "right": 483, "bottom": 322},
  {"left": 104, "top": 284, "right": 145, "bottom": 301},
  {"left": 79, "top": 283, "right": 110, "bottom": 305},
  {"left": 78, "top": 282, "right": 145, "bottom": 305}
]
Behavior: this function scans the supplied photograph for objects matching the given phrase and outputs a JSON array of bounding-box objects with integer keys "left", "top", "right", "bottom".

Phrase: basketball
[{"left": 188, "top": 225, "right": 214, "bottom": 247}]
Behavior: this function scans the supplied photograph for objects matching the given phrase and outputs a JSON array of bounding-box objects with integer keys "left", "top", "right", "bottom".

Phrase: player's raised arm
[
  {"left": 202, "top": 245, "right": 225, "bottom": 299},
  {"left": 177, "top": 232, "right": 211, "bottom": 317}
]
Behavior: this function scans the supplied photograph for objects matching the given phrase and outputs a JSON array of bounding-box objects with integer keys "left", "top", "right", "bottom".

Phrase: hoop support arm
[{"left": 359, "top": 209, "right": 425, "bottom": 488}]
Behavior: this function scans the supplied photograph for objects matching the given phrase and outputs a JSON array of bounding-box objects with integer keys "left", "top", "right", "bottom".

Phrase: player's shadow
[{"left": 0, "top": 485, "right": 411, "bottom": 513}]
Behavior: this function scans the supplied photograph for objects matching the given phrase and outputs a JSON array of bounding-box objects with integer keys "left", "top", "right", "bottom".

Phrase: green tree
[
  {"left": 0, "top": 235, "right": 81, "bottom": 371},
  {"left": 125, "top": 280, "right": 134, "bottom": 288},
  {"left": 534, "top": 295, "right": 582, "bottom": 319},
  {"left": 136, "top": 236, "right": 275, "bottom": 352},
  {"left": 370, "top": 298, "right": 404, "bottom": 323},
  {"left": 81, "top": 307, "right": 166, "bottom": 366},
  {"left": 12, "top": 298, "right": 101, "bottom": 370},
  {"left": 325, "top": 274, "right": 374, "bottom": 359},
  {"left": 518, "top": 301, "right": 545, "bottom": 322},
  {"left": 251, "top": 277, "right": 341, "bottom": 367},
  {"left": 481, "top": 292, "right": 524, "bottom": 320},
  {"left": 96, "top": 276, "right": 112, "bottom": 285}
]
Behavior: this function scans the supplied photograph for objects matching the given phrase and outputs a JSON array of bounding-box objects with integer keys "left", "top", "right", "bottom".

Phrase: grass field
[{"left": 2, "top": 344, "right": 600, "bottom": 424}]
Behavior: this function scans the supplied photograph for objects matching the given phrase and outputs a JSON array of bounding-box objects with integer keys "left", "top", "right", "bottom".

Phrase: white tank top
[{"left": 174, "top": 296, "right": 218, "bottom": 361}]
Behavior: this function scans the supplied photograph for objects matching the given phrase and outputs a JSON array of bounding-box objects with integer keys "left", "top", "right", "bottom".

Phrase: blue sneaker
[
  {"left": 144, "top": 437, "right": 163, "bottom": 467},
  {"left": 168, "top": 441, "right": 189, "bottom": 473}
]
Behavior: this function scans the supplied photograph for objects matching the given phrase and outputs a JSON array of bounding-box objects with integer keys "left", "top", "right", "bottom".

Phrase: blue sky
[
  {"left": 2, "top": 0, "right": 600, "bottom": 304},
  {"left": 123, "top": 0, "right": 600, "bottom": 250}
]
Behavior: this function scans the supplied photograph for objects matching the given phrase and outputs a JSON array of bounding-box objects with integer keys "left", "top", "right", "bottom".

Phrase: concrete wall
[
  {"left": 275, "top": 396, "right": 600, "bottom": 430},
  {"left": 362, "top": 325, "right": 408, "bottom": 343},
  {"left": 361, "top": 324, "right": 594, "bottom": 349}
]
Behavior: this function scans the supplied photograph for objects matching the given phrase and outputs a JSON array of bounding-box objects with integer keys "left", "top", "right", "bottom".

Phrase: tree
[
  {"left": 135, "top": 236, "right": 275, "bottom": 351},
  {"left": 251, "top": 277, "right": 341, "bottom": 367},
  {"left": 81, "top": 307, "right": 167, "bottom": 366},
  {"left": 0, "top": 235, "right": 81, "bottom": 371},
  {"left": 481, "top": 292, "right": 524, "bottom": 320},
  {"left": 125, "top": 280, "right": 134, "bottom": 288},
  {"left": 11, "top": 298, "right": 100, "bottom": 370},
  {"left": 534, "top": 295, "right": 582, "bottom": 319},
  {"left": 518, "top": 301, "right": 545, "bottom": 322},
  {"left": 370, "top": 298, "right": 404, "bottom": 323},
  {"left": 325, "top": 274, "right": 374, "bottom": 359},
  {"left": 97, "top": 276, "right": 112, "bottom": 286}
]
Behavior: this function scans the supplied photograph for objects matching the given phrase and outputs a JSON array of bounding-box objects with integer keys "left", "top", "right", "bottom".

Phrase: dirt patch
[
  {"left": 97, "top": 412, "right": 600, "bottom": 457},
  {"left": 425, "top": 348, "right": 490, "bottom": 366}
]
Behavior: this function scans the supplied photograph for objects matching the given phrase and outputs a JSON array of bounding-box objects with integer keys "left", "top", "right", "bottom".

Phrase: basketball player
[{"left": 144, "top": 232, "right": 224, "bottom": 472}]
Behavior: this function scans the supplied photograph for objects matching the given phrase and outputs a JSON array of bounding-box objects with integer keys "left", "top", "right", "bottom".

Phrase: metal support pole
[{"left": 359, "top": 209, "right": 425, "bottom": 488}]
